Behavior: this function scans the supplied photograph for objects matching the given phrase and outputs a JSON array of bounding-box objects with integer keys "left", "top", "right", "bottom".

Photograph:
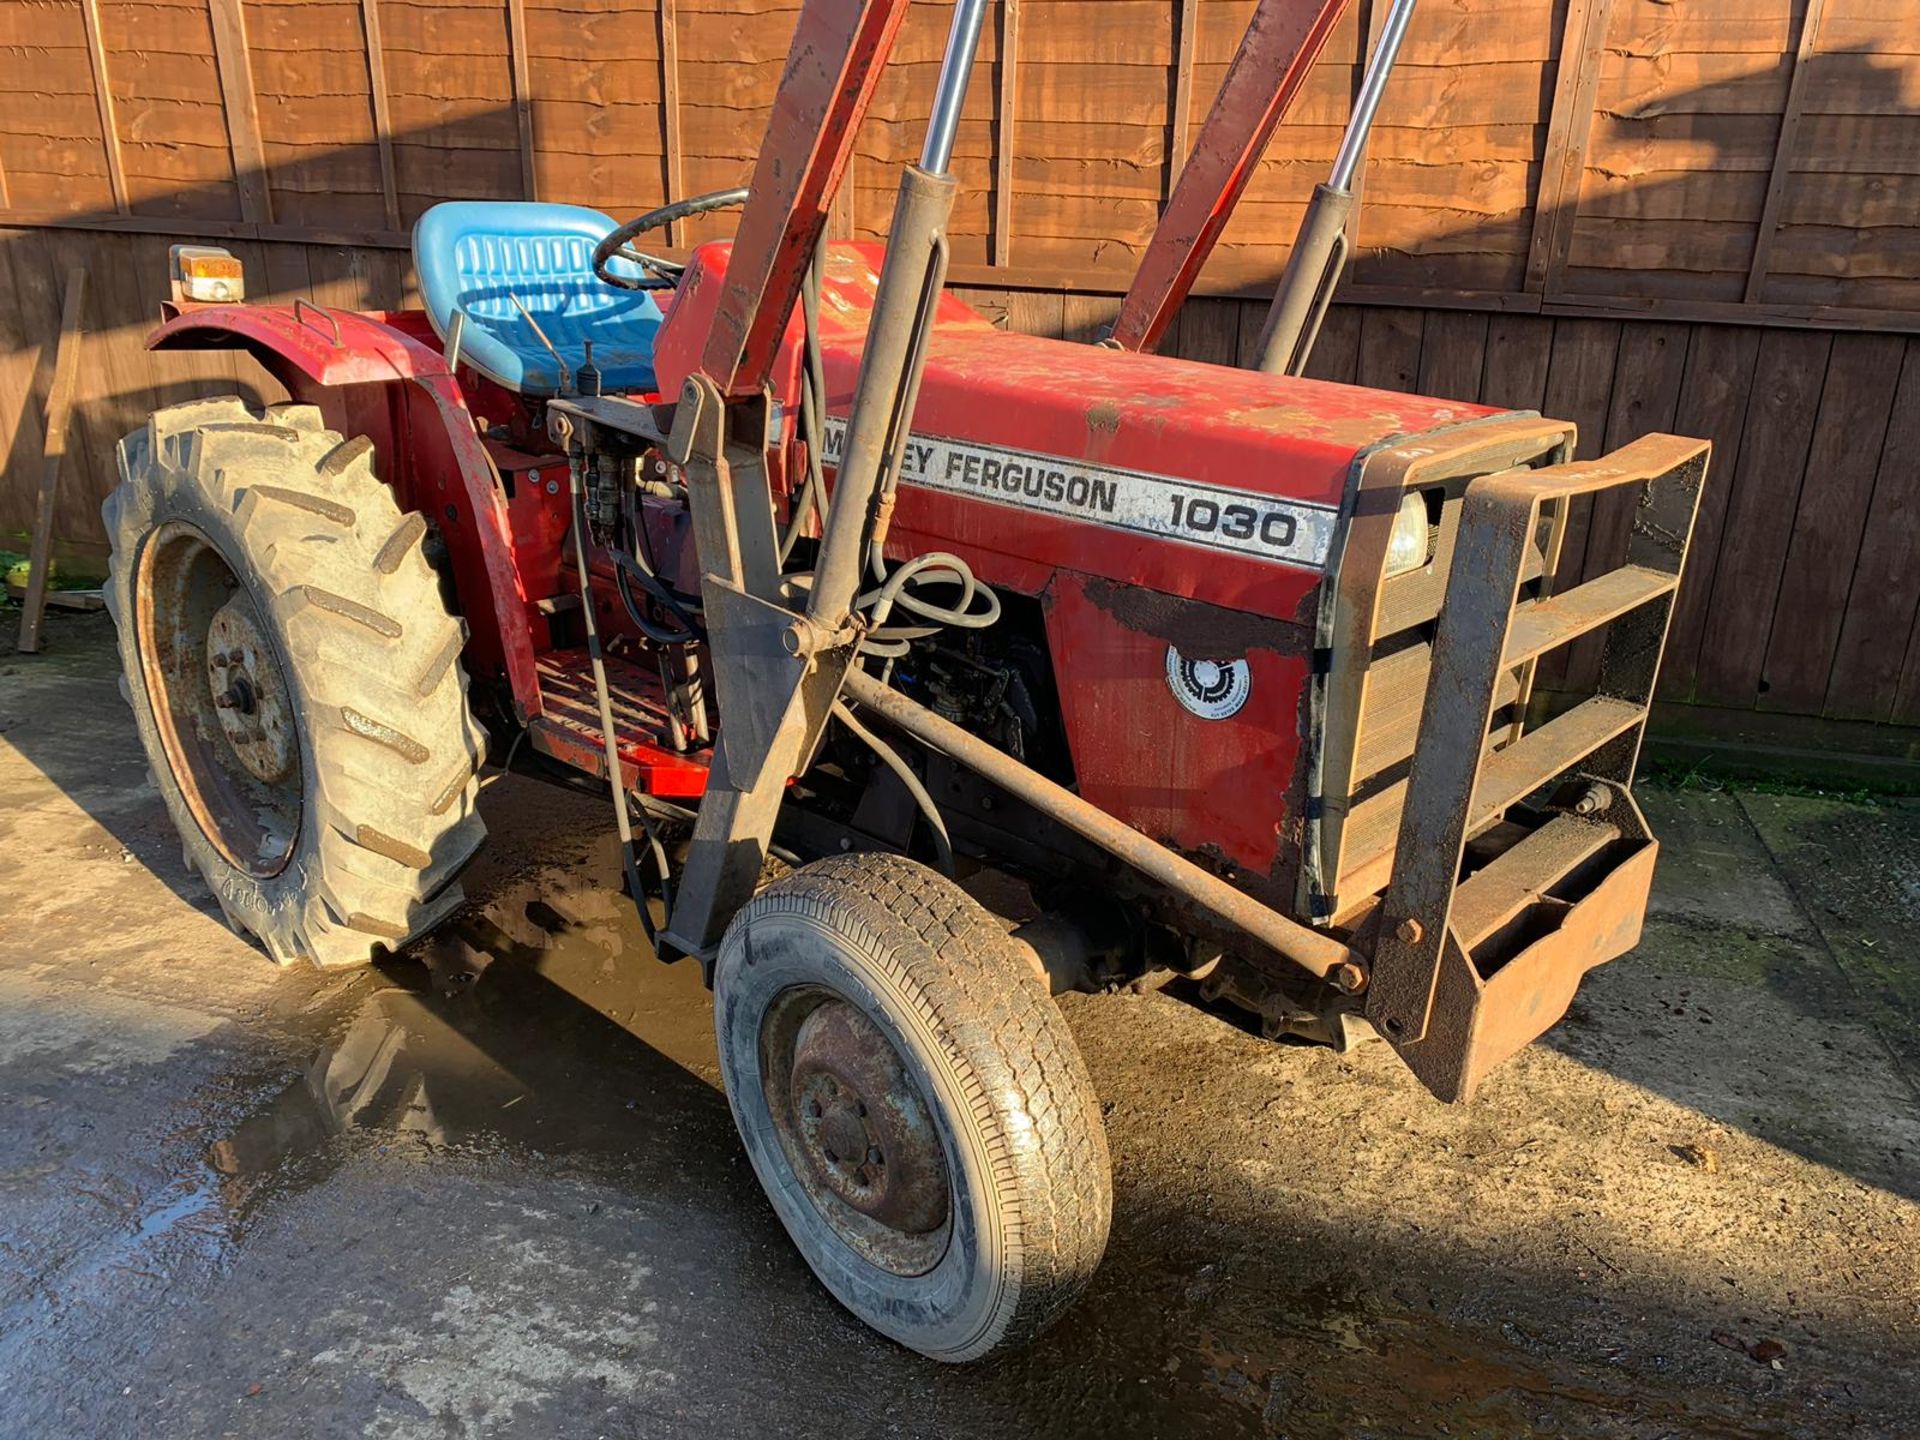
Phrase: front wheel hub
[
  {"left": 205, "top": 595, "right": 295, "bottom": 785},
  {"left": 788, "top": 1000, "right": 949, "bottom": 1236}
]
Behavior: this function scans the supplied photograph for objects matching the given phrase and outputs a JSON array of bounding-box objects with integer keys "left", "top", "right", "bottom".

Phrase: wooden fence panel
[
  {"left": 1656, "top": 323, "right": 1762, "bottom": 705},
  {"left": 1764, "top": 2, "right": 1920, "bottom": 311},
  {"left": 245, "top": 0, "right": 388, "bottom": 231},
  {"left": 1828, "top": 343, "right": 1920, "bottom": 722},
  {"left": 0, "top": 0, "right": 119, "bottom": 214},
  {"left": 5, "top": 0, "right": 1920, "bottom": 731},
  {"left": 3, "top": 234, "right": 1920, "bottom": 726},
  {"left": 1689, "top": 326, "right": 1832, "bottom": 709},
  {"left": 3, "top": 0, "right": 1919, "bottom": 329}
]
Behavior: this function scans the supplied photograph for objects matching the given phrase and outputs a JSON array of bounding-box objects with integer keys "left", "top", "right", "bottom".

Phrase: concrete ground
[{"left": 2, "top": 610, "right": 1917, "bottom": 1440}]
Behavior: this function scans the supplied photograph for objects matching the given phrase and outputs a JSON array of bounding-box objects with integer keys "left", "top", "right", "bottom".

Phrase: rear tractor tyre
[
  {"left": 713, "top": 853, "right": 1112, "bottom": 1362},
  {"left": 102, "top": 396, "right": 487, "bottom": 968}
]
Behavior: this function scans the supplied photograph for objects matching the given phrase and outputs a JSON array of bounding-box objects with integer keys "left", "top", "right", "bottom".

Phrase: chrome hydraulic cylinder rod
[
  {"left": 1256, "top": 0, "right": 1418, "bottom": 375},
  {"left": 1329, "top": 0, "right": 1418, "bottom": 191},
  {"left": 806, "top": 0, "right": 987, "bottom": 627},
  {"left": 921, "top": 0, "right": 990, "bottom": 176}
]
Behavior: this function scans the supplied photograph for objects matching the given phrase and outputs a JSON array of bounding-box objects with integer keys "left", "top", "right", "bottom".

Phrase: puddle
[{"left": 206, "top": 869, "right": 732, "bottom": 1219}]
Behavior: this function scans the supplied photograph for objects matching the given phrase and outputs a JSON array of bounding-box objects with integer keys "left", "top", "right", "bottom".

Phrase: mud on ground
[{"left": 2, "top": 612, "right": 1917, "bottom": 1439}]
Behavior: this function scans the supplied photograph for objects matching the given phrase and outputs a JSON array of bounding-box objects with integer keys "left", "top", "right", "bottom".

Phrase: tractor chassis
[
  {"left": 526, "top": 0, "right": 1709, "bottom": 1105},
  {"left": 111, "top": 0, "right": 1714, "bottom": 1364}
]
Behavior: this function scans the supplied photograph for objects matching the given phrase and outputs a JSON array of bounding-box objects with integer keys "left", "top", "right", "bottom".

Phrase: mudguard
[{"left": 149, "top": 304, "right": 542, "bottom": 719}]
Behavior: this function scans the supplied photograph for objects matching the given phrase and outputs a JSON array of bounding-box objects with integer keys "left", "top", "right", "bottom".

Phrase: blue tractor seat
[{"left": 413, "top": 202, "right": 664, "bottom": 396}]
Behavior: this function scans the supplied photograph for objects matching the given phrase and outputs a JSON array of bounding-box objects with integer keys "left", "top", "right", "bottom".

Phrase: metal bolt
[
  {"left": 866, "top": 1145, "right": 884, "bottom": 1165},
  {"left": 1395, "top": 917, "right": 1424, "bottom": 944},
  {"left": 1572, "top": 783, "right": 1610, "bottom": 816},
  {"left": 227, "top": 648, "right": 245, "bottom": 665},
  {"left": 1331, "top": 960, "right": 1368, "bottom": 995}
]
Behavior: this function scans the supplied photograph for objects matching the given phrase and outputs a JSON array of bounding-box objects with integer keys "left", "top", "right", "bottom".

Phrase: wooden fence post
[
  {"left": 16, "top": 268, "right": 89, "bottom": 655},
  {"left": 207, "top": 0, "right": 273, "bottom": 223},
  {"left": 359, "top": 0, "right": 402, "bottom": 231},
  {"left": 661, "top": 0, "right": 685, "bottom": 245},
  {"left": 1745, "top": 0, "right": 1828, "bottom": 304},
  {"left": 991, "top": 0, "right": 1020, "bottom": 266},
  {"left": 1525, "top": 0, "right": 1613, "bottom": 295}
]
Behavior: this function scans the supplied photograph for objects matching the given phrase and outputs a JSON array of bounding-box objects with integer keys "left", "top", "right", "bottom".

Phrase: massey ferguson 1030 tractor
[{"left": 104, "top": 0, "right": 1706, "bottom": 1359}]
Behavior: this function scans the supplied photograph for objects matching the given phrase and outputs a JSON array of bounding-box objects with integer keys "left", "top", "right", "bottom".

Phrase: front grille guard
[{"left": 1360, "top": 434, "right": 1710, "bottom": 1101}]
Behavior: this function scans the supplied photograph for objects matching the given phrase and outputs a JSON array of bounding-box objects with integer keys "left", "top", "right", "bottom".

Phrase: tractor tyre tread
[{"left": 103, "top": 394, "right": 486, "bottom": 970}]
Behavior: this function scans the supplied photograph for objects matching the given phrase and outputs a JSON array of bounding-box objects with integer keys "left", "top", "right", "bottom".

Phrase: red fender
[{"left": 149, "top": 304, "right": 542, "bottom": 722}]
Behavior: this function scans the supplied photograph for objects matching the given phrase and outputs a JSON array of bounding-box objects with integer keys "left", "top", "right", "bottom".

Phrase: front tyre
[
  {"left": 103, "top": 396, "right": 487, "bottom": 968},
  {"left": 714, "top": 854, "right": 1112, "bottom": 1361}
]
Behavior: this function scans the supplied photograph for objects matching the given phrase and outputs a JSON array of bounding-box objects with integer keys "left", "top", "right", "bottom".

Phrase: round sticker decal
[{"left": 1165, "top": 646, "right": 1251, "bottom": 720}]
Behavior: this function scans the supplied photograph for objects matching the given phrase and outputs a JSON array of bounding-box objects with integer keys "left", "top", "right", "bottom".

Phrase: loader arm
[
  {"left": 1107, "top": 0, "right": 1354, "bottom": 355},
  {"left": 696, "top": 0, "right": 911, "bottom": 398}
]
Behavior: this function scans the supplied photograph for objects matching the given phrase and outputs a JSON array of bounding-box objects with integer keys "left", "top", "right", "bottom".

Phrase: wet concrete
[{"left": 3, "top": 611, "right": 1919, "bottom": 1438}]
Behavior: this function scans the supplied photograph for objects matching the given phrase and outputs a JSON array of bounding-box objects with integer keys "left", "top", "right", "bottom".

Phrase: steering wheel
[{"left": 593, "top": 187, "right": 750, "bottom": 291}]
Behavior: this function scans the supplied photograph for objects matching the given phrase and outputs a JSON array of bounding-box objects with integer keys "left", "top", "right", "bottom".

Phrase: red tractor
[{"left": 105, "top": 0, "right": 1705, "bottom": 1360}]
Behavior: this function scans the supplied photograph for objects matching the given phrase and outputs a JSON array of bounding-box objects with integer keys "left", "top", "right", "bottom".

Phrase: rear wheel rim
[
  {"left": 135, "top": 521, "right": 302, "bottom": 877},
  {"left": 759, "top": 984, "right": 953, "bottom": 1277}
]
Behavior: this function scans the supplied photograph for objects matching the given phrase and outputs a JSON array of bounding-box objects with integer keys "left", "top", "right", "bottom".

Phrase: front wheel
[{"left": 713, "top": 854, "right": 1112, "bottom": 1361}]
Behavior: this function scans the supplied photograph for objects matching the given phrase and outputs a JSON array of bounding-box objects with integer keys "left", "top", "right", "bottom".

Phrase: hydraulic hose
[
  {"left": 569, "top": 456, "right": 657, "bottom": 944},
  {"left": 831, "top": 698, "right": 955, "bottom": 877},
  {"left": 780, "top": 243, "right": 831, "bottom": 565}
]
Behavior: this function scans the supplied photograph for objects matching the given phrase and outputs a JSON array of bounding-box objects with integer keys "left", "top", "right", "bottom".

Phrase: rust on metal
[
  {"left": 699, "top": 0, "right": 912, "bottom": 397},
  {"left": 789, "top": 1000, "right": 949, "bottom": 1236},
  {"left": 136, "top": 521, "right": 302, "bottom": 878},
  {"left": 1304, "top": 413, "right": 1576, "bottom": 925},
  {"left": 1362, "top": 435, "right": 1710, "bottom": 1102},
  {"left": 1077, "top": 574, "right": 1314, "bottom": 656},
  {"left": 759, "top": 985, "right": 953, "bottom": 1276},
  {"left": 206, "top": 594, "right": 296, "bottom": 786}
]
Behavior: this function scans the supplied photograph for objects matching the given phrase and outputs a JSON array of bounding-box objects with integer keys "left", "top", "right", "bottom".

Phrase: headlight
[{"left": 1384, "top": 491, "right": 1431, "bottom": 578}]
